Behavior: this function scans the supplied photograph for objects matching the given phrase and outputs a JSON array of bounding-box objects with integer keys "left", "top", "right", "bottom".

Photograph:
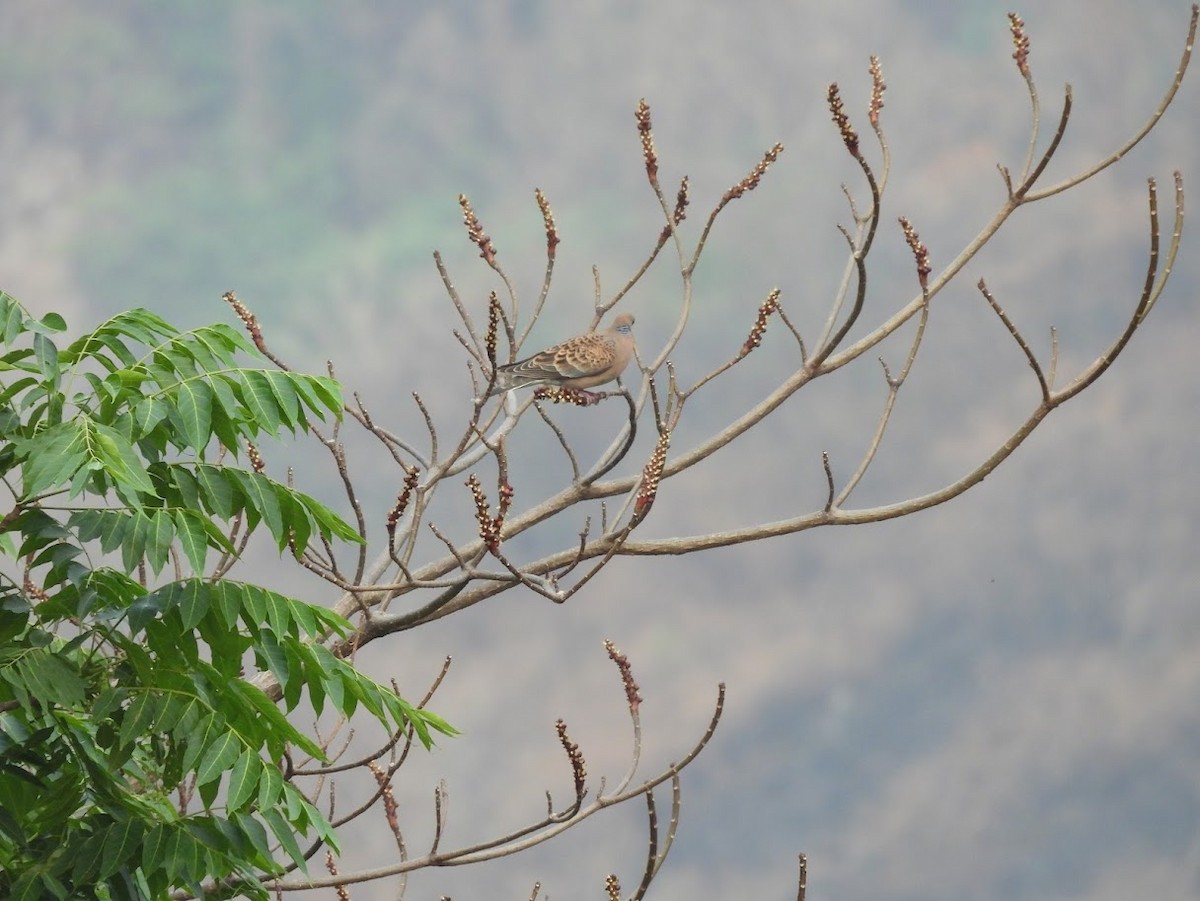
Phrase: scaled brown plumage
[{"left": 488, "top": 313, "right": 636, "bottom": 396}]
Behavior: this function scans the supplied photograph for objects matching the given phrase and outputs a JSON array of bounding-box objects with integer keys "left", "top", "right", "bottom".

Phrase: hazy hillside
[{"left": 2, "top": 3, "right": 1197, "bottom": 899}]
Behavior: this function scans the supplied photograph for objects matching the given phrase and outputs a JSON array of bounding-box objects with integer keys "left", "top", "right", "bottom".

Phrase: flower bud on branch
[
  {"left": 898, "top": 217, "right": 932, "bottom": 290},
  {"left": 386, "top": 465, "right": 420, "bottom": 536},
  {"left": 535, "top": 187, "right": 560, "bottom": 259},
  {"left": 467, "top": 473, "right": 509, "bottom": 553},
  {"left": 632, "top": 431, "right": 671, "bottom": 523},
  {"left": 868, "top": 55, "right": 887, "bottom": 128},
  {"left": 605, "top": 639, "right": 643, "bottom": 712},
  {"left": 635, "top": 98, "right": 658, "bottom": 185},
  {"left": 828, "top": 83, "right": 861, "bottom": 160},
  {"left": 673, "top": 176, "right": 690, "bottom": 225},
  {"left": 485, "top": 292, "right": 501, "bottom": 367},
  {"left": 246, "top": 441, "right": 265, "bottom": 474},
  {"left": 723, "top": 143, "right": 785, "bottom": 203},
  {"left": 222, "top": 290, "right": 268, "bottom": 355},
  {"left": 1009, "top": 13, "right": 1031, "bottom": 78},
  {"left": 742, "top": 288, "right": 782, "bottom": 356},
  {"left": 459, "top": 193, "right": 497, "bottom": 265},
  {"left": 555, "top": 718, "right": 587, "bottom": 801},
  {"left": 368, "top": 760, "right": 399, "bottom": 834}
]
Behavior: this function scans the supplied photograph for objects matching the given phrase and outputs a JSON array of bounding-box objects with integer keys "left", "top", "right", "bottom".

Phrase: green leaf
[
  {"left": 71, "top": 509, "right": 127, "bottom": 554},
  {"left": 209, "top": 581, "right": 241, "bottom": 631},
  {"left": 195, "top": 730, "right": 241, "bottom": 787},
  {"left": 161, "top": 824, "right": 204, "bottom": 883},
  {"left": 98, "top": 817, "right": 144, "bottom": 881},
  {"left": 68, "top": 310, "right": 177, "bottom": 364},
  {"left": 130, "top": 396, "right": 169, "bottom": 437},
  {"left": 415, "top": 707, "right": 459, "bottom": 741},
  {"left": 172, "top": 510, "right": 208, "bottom": 577},
  {"left": 262, "top": 370, "right": 302, "bottom": 429},
  {"left": 319, "top": 652, "right": 345, "bottom": 713},
  {"left": 130, "top": 867, "right": 155, "bottom": 900},
  {"left": 145, "top": 510, "right": 175, "bottom": 574},
  {"left": 306, "top": 603, "right": 353, "bottom": 639},
  {"left": 1, "top": 292, "right": 27, "bottom": 344},
  {"left": 282, "top": 782, "right": 337, "bottom": 850},
  {"left": 10, "top": 872, "right": 64, "bottom": 901},
  {"left": 156, "top": 695, "right": 193, "bottom": 734},
  {"left": 286, "top": 494, "right": 312, "bottom": 557},
  {"left": 38, "top": 312, "right": 68, "bottom": 333},
  {"left": 229, "top": 470, "right": 283, "bottom": 546},
  {"left": 224, "top": 678, "right": 324, "bottom": 759},
  {"left": 238, "top": 584, "right": 267, "bottom": 631},
  {"left": 261, "top": 808, "right": 307, "bottom": 875},
  {"left": 180, "top": 710, "right": 226, "bottom": 776},
  {"left": 292, "top": 373, "right": 343, "bottom": 419},
  {"left": 171, "top": 379, "right": 213, "bottom": 450},
  {"left": 155, "top": 345, "right": 200, "bottom": 383},
  {"left": 262, "top": 589, "right": 293, "bottom": 639},
  {"left": 141, "top": 824, "right": 166, "bottom": 873},
  {"left": 70, "top": 829, "right": 107, "bottom": 886},
  {"left": 82, "top": 333, "right": 140, "bottom": 370},
  {"left": 32, "top": 332, "right": 59, "bottom": 383},
  {"left": 170, "top": 580, "right": 209, "bottom": 634},
  {"left": 0, "top": 376, "right": 37, "bottom": 410},
  {"left": 286, "top": 601, "right": 318, "bottom": 639},
  {"left": 255, "top": 631, "right": 289, "bottom": 687},
  {"left": 231, "top": 811, "right": 279, "bottom": 873},
  {"left": 198, "top": 771, "right": 221, "bottom": 809},
  {"left": 119, "top": 694, "right": 164, "bottom": 749},
  {"left": 90, "top": 421, "right": 155, "bottom": 497},
  {"left": 16, "top": 421, "right": 88, "bottom": 496},
  {"left": 164, "top": 463, "right": 200, "bottom": 509},
  {"left": 255, "top": 762, "right": 284, "bottom": 810},
  {"left": 207, "top": 372, "right": 245, "bottom": 420},
  {"left": 13, "top": 647, "right": 86, "bottom": 706},
  {"left": 180, "top": 327, "right": 233, "bottom": 373},
  {"left": 125, "top": 585, "right": 165, "bottom": 634},
  {"left": 239, "top": 370, "right": 281, "bottom": 433},
  {"left": 292, "top": 491, "right": 364, "bottom": 545},
  {"left": 225, "top": 749, "right": 261, "bottom": 813},
  {"left": 194, "top": 464, "right": 235, "bottom": 519},
  {"left": 120, "top": 511, "right": 151, "bottom": 574}
]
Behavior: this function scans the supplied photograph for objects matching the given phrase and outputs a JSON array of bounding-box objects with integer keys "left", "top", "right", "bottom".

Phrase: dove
[{"left": 487, "top": 313, "right": 636, "bottom": 397}]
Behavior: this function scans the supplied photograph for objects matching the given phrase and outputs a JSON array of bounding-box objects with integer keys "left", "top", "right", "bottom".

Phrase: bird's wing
[{"left": 548, "top": 333, "right": 618, "bottom": 379}]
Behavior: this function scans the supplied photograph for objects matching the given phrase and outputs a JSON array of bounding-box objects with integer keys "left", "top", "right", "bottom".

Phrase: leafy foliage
[{"left": 0, "top": 291, "right": 454, "bottom": 900}]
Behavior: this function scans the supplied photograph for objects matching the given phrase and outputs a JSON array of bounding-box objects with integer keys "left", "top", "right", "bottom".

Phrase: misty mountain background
[{"left": 2, "top": 2, "right": 1197, "bottom": 899}]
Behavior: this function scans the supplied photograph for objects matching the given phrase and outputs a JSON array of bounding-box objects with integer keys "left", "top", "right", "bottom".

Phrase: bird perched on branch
[{"left": 487, "top": 313, "right": 636, "bottom": 399}]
